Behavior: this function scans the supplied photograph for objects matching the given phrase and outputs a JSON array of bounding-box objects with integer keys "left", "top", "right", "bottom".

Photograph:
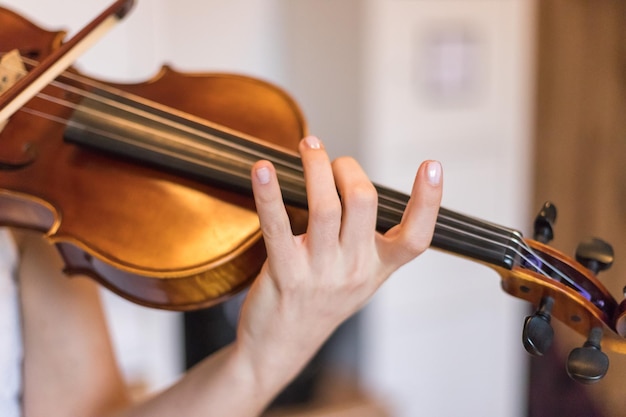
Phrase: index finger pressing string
[{"left": 251, "top": 161, "right": 296, "bottom": 259}]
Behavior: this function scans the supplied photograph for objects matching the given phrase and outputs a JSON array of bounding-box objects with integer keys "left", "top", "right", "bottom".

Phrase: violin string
[
  {"left": 32, "top": 82, "right": 512, "bottom": 232},
  {"left": 19, "top": 95, "right": 518, "bottom": 246},
  {"left": 44, "top": 67, "right": 305, "bottom": 169},
  {"left": 22, "top": 103, "right": 579, "bottom": 292},
  {"left": 9, "top": 59, "right": 525, "bottom": 237},
  {"left": 5, "top": 57, "right": 583, "bottom": 289},
  {"left": 19, "top": 104, "right": 292, "bottom": 197},
  {"left": 9, "top": 60, "right": 522, "bottom": 236},
  {"left": 435, "top": 213, "right": 585, "bottom": 293},
  {"left": 10, "top": 58, "right": 303, "bottom": 181},
  {"left": 8, "top": 66, "right": 417, "bottom": 222},
  {"left": 11, "top": 61, "right": 526, "bottom": 246},
  {"left": 37, "top": 89, "right": 297, "bottom": 174},
  {"left": 434, "top": 219, "right": 565, "bottom": 284},
  {"left": 42, "top": 85, "right": 305, "bottom": 176}
]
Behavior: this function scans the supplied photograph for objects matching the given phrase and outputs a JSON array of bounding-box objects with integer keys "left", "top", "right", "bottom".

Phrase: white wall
[
  {"left": 359, "top": 2, "right": 535, "bottom": 416},
  {"left": 3, "top": 1, "right": 536, "bottom": 414}
]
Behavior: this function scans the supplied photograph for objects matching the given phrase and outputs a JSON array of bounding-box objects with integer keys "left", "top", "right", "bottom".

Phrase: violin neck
[{"left": 64, "top": 90, "right": 522, "bottom": 271}]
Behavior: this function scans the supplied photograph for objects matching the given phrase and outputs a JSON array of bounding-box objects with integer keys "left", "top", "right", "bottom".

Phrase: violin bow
[{"left": 0, "top": 0, "right": 135, "bottom": 125}]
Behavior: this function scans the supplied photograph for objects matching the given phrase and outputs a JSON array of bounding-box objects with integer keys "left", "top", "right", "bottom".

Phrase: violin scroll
[{"left": 501, "top": 201, "right": 623, "bottom": 383}]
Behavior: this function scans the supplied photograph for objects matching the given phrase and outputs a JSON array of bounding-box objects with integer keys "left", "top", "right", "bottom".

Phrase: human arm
[
  {"left": 19, "top": 135, "right": 443, "bottom": 417},
  {"left": 17, "top": 229, "right": 130, "bottom": 417}
]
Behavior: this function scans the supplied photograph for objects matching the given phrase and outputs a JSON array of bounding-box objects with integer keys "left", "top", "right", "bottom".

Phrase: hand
[{"left": 235, "top": 135, "right": 443, "bottom": 395}]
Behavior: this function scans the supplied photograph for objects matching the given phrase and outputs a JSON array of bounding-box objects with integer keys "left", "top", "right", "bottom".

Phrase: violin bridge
[{"left": 0, "top": 50, "right": 27, "bottom": 132}]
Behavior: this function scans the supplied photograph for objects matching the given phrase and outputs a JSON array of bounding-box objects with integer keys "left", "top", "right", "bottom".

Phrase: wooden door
[{"left": 530, "top": 0, "right": 626, "bottom": 416}]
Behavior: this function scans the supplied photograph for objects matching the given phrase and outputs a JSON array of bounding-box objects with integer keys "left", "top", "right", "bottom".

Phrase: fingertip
[
  {"left": 417, "top": 160, "right": 443, "bottom": 208},
  {"left": 425, "top": 160, "right": 442, "bottom": 186},
  {"left": 255, "top": 166, "right": 272, "bottom": 185},
  {"left": 301, "top": 135, "right": 323, "bottom": 150},
  {"left": 252, "top": 160, "right": 275, "bottom": 186}
]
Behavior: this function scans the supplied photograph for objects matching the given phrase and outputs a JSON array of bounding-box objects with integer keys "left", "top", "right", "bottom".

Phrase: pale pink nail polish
[
  {"left": 426, "top": 161, "right": 442, "bottom": 185},
  {"left": 256, "top": 166, "right": 271, "bottom": 185},
  {"left": 304, "top": 135, "right": 322, "bottom": 149}
]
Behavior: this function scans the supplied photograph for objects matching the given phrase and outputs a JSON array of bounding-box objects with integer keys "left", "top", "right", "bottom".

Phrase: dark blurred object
[{"left": 527, "top": 343, "right": 602, "bottom": 417}]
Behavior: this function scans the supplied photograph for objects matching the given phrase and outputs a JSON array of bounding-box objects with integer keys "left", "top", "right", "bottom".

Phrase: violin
[{"left": 1, "top": 1, "right": 625, "bottom": 384}]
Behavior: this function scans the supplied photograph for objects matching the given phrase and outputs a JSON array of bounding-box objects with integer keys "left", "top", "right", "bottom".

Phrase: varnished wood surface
[{"left": 0, "top": 6, "right": 308, "bottom": 309}]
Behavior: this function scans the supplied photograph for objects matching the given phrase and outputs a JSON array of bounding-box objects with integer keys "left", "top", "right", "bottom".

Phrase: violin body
[{"left": 0, "top": 6, "right": 307, "bottom": 310}]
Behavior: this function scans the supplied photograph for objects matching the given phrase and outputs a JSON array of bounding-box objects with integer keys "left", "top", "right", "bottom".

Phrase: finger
[
  {"left": 299, "top": 136, "right": 342, "bottom": 252},
  {"left": 380, "top": 160, "right": 443, "bottom": 266},
  {"left": 251, "top": 160, "right": 295, "bottom": 262},
  {"left": 332, "top": 156, "right": 378, "bottom": 249}
]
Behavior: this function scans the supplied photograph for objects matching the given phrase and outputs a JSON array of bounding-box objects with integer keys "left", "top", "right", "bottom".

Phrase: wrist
[{"left": 231, "top": 335, "right": 314, "bottom": 405}]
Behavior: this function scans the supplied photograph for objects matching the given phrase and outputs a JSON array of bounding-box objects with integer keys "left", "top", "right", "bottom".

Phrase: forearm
[
  {"left": 111, "top": 341, "right": 305, "bottom": 417},
  {"left": 17, "top": 231, "right": 303, "bottom": 417},
  {"left": 18, "top": 231, "right": 130, "bottom": 417}
]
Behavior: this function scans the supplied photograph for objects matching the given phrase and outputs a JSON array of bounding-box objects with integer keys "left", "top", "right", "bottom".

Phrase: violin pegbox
[{"left": 518, "top": 201, "right": 617, "bottom": 384}]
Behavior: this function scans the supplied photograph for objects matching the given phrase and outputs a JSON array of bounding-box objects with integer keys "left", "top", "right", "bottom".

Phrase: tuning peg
[
  {"left": 566, "top": 327, "right": 609, "bottom": 384},
  {"left": 533, "top": 202, "right": 557, "bottom": 244},
  {"left": 522, "top": 296, "right": 555, "bottom": 356},
  {"left": 575, "top": 238, "right": 614, "bottom": 275}
]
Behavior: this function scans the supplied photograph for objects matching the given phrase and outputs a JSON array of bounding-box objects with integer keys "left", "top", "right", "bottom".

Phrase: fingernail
[
  {"left": 304, "top": 135, "right": 322, "bottom": 150},
  {"left": 255, "top": 166, "right": 271, "bottom": 185},
  {"left": 426, "top": 161, "right": 442, "bottom": 185}
]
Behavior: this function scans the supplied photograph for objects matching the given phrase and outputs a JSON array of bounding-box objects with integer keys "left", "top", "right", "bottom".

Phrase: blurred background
[{"left": 3, "top": 0, "right": 624, "bottom": 416}]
